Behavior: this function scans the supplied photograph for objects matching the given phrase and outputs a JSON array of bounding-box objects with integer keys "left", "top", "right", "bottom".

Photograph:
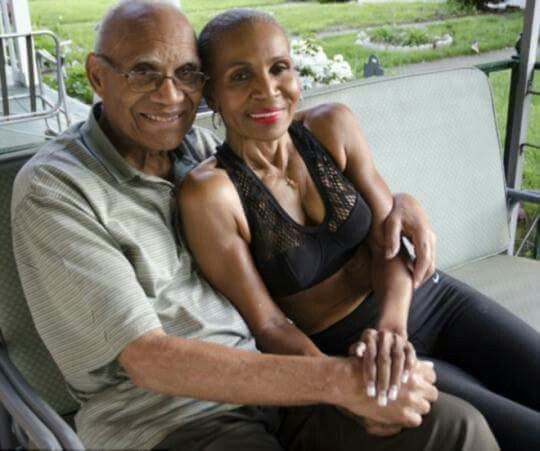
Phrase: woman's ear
[{"left": 86, "top": 53, "right": 106, "bottom": 98}]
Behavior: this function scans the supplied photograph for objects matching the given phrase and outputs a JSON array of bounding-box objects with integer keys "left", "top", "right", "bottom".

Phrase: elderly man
[{"left": 11, "top": 1, "right": 497, "bottom": 450}]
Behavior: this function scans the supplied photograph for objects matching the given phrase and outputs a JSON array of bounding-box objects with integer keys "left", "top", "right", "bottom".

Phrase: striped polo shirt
[{"left": 11, "top": 104, "right": 257, "bottom": 450}]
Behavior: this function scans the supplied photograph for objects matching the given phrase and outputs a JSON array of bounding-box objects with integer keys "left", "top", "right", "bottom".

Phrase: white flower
[{"left": 290, "top": 38, "right": 354, "bottom": 91}]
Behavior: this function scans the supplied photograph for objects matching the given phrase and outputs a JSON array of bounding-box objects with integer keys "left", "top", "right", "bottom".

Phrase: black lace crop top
[{"left": 215, "top": 121, "right": 373, "bottom": 298}]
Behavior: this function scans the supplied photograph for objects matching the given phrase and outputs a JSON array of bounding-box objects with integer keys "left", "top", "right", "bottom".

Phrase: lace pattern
[{"left": 216, "top": 121, "right": 359, "bottom": 261}]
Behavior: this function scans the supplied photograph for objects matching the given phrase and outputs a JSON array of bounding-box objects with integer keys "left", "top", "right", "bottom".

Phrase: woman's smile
[{"left": 248, "top": 107, "right": 286, "bottom": 124}]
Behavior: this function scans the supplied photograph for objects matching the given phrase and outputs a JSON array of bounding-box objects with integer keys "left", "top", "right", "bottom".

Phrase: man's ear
[{"left": 86, "top": 53, "right": 106, "bottom": 98}]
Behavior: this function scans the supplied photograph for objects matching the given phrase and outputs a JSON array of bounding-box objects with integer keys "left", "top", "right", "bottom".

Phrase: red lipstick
[{"left": 248, "top": 108, "right": 284, "bottom": 124}]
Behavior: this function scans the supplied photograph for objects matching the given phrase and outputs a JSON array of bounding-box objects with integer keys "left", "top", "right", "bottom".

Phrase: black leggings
[{"left": 310, "top": 271, "right": 540, "bottom": 451}]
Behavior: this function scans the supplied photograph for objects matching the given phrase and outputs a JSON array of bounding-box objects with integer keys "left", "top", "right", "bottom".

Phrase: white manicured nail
[
  {"left": 356, "top": 343, "right": 366, "bottom": 357},
  {"left": 378, "top": 392, "right": 388, "bottom": 407},
  {"left": 367, "top": 382, "right": 376, "bottom": 398},
  {"left": 402, "top": 371, "right": 410, "bottom": 384},
  {"left": 388, "top": 385, "right": 399, "bottom": 401}
]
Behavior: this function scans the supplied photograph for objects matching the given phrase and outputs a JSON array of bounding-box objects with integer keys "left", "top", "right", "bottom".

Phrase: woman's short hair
[{"left": 198, "top": 9, "right": 285, "bottom": 74}]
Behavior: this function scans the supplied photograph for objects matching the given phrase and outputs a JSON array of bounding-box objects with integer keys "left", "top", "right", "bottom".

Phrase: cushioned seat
[{"left": 447, "top": 255, "right": 540, "bottom": 330}]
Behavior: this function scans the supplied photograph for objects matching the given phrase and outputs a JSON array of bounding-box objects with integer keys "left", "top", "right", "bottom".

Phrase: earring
[{"left": 211, "top": 111, "right": 223, "bottom": 130}]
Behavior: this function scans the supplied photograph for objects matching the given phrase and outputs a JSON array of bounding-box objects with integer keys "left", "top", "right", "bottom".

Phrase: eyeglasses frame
[{"left": 94, "top": 53, "right": 209, "bottom": 93}]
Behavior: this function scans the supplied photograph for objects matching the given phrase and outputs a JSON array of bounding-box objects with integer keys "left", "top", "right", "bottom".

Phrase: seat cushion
[
  {"left": 0, "top": 152, "right": 79, "bottom": 414},
  {"left": 447, "top": 254, "right": 540, "bottom": 331}
]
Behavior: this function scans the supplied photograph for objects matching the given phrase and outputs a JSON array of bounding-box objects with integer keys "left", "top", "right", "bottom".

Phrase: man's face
[{"left": 89, "top": 12, "right": 202, "bottom": 154}]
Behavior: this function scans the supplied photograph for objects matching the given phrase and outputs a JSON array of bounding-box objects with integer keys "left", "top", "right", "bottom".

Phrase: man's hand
[
  {"left": 362, "top": 418, "right": 403, "bottom": 436},
  {"left": 341, "top": 358, "right": 438, "bottom": 429},
  {"left": 350, "top": 329, "right": 416, "bottom": 406},
  {"left": 337, "top": 407, "right": 403, "bottom": 437},
  {"left": 385, "top": 193, "right": 436, "bottom": 288}
]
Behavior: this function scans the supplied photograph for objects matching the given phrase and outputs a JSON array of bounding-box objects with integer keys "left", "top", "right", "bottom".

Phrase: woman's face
[{"left": 207, "top": 21, "right": 301, "bottom": 144}]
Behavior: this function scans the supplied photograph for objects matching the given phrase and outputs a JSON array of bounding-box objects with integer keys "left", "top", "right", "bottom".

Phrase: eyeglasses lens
[{"left": 127, "top": 71, "right": 206, "bottom": 93}]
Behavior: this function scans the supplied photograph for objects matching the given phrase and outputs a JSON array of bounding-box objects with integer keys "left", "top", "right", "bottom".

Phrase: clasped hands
[{"left": 345, "top": 329, "right": 437, "bottom": 437}]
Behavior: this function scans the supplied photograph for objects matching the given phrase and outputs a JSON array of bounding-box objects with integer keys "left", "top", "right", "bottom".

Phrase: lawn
[
  {"left": 30, "top": 0, "right": 469, "bottom": 35},
  {"left": 321, "top": 12, "right": 523, "bottom": 78},
  {"left": 28, "top": 0, "right": 537, "bottom": 215}
]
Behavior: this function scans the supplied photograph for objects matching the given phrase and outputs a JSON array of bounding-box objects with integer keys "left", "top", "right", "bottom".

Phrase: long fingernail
[
  {"left": 402, "top": 371, "right": 410, "bottom": 384},
  {"left": 377, "top": 392, "right": 388, "bottom": 407},
  {"left": 356, "top": 343, "right": 366, "bottom": 357},
  {"left": 388, "top": 385, "right": 398, "bottom": 401},
  {"left": 367, "top": 382, "right": 376, "bottom": 398}
]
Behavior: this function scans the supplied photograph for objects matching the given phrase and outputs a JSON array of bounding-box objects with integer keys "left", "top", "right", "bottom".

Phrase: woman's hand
[
  {"left": 350, "top": 328, "right": 417, "bottom": 406},
  {"left": 384, "top": 193, "right": 437, "bottom": 289}
]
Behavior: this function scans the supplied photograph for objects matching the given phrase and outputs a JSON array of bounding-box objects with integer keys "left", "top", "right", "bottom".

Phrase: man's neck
[{"left": 98, "top": 110, "right": 174, "bottom": 180}]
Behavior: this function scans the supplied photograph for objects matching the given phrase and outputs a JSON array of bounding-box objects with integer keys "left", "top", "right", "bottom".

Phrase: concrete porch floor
[{"left": 0, "top": 83, "right": 89, "bottom": 157}]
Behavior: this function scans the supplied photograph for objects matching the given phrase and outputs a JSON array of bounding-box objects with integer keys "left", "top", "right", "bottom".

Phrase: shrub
[
  {"left": 447, "top": 0, "right": 485, "bottom": 12},
  {"left": 369, "top": 27, "right": 432, "bottom": 47},
  {"left": 64, "top": 63, "right": 94, "bottom": 105}
]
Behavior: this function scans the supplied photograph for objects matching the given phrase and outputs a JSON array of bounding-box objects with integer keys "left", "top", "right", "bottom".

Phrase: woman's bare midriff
[{"left": 276, "top": 244, "right": 374, "bottom": 335}]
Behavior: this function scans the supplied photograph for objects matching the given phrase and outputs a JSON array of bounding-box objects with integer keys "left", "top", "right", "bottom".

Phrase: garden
[{"left": 29, "top": 0, "right": 538, "bottom": 227}]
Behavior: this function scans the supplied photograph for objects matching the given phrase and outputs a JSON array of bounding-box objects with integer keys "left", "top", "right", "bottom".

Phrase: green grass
[
  {"left": 29, "top": 1, "right": 473, "bottom": 47},
  {"left": 259, "top": 3, "right": 464, "bottom": 36},
  {"left": 321, "top": 12, "right": 523, "bottom": 78}
]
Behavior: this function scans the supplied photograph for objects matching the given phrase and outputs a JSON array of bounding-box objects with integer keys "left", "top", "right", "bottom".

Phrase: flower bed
[
  {"left": 356, "top": 26, "right": 453, "bottom": 52},
  {"left": 290, "top": 38, "right": 354, "bottom": 90}
]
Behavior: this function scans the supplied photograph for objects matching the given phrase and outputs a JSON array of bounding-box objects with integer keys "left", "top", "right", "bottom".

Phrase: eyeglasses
[{"left": 95, "top": 53, "right": 209, "bottom": 93}]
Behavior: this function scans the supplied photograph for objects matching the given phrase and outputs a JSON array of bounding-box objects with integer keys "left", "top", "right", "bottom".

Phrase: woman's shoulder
[
  {"left": 300, "top": 102, "right": 356, "bottom": 170},
  {"left": 301, "top": 102, "right": 355, "bottom": 131}
]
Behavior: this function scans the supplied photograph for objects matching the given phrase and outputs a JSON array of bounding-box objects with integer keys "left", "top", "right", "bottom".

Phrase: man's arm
[
  {"left": 119, "top": 329, "right": 437, "bottom": 428},
  {"left": 384, "top": 193, "right": 436, "bottom": 289},
  {"left": 120, "top": 329, "right": 350, "bottom": 406}
]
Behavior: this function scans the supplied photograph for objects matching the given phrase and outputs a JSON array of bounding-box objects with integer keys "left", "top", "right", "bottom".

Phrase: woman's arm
[
  {"left": 178, "top": 161, "right": 323, "bottom": 357},
  {"left": 304, "top": 104, "right": 416, "bottom": 401},
  {"left": 295, "top": 110, "right": 436, "bottom": 289},
  {"left": 304, "top": 104, "right": 413, "bottom": 334}
]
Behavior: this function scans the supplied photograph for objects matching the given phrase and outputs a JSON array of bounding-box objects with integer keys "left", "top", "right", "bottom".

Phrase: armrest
[
  {"left": 507, "top": 188, "right": 540, "bottom": 204},
  {"left": 0, "top": 367, "right": 62, "bottom": 450},
  {"left": 0, "top": 348, "right": 84, "bottom": 450}
]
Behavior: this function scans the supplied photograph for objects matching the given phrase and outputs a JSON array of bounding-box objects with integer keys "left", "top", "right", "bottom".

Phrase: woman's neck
[{"left": 226, "top": 131, "right": 294, "bottom": 175}]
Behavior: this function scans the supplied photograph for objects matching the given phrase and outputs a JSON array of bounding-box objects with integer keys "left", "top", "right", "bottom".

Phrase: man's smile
[{"left": 139, "top": 111, "right": 184, "bottom": 126}]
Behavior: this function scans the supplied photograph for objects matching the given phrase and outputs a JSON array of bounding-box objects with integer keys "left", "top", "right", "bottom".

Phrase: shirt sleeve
[
  {"left": 12, "top": 185, "right": 162, "bottom": 385},
  {"left": 175, "top": 126, "right": 221, "bottom": 182}
]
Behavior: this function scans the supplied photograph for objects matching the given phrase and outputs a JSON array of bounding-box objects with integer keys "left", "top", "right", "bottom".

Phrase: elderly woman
[{"left": 179, "top": 9, "right": 539, "bottom": 450}]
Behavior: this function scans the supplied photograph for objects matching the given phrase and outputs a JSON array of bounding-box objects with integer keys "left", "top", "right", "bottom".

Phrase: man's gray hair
[{"left": 94, "top": 0, "right": 182, "bottom": 53}]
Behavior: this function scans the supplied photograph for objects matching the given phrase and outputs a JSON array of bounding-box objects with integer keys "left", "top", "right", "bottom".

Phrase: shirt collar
[{"left": 80, "top": 103, "right": 182, "bottom": 186}]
